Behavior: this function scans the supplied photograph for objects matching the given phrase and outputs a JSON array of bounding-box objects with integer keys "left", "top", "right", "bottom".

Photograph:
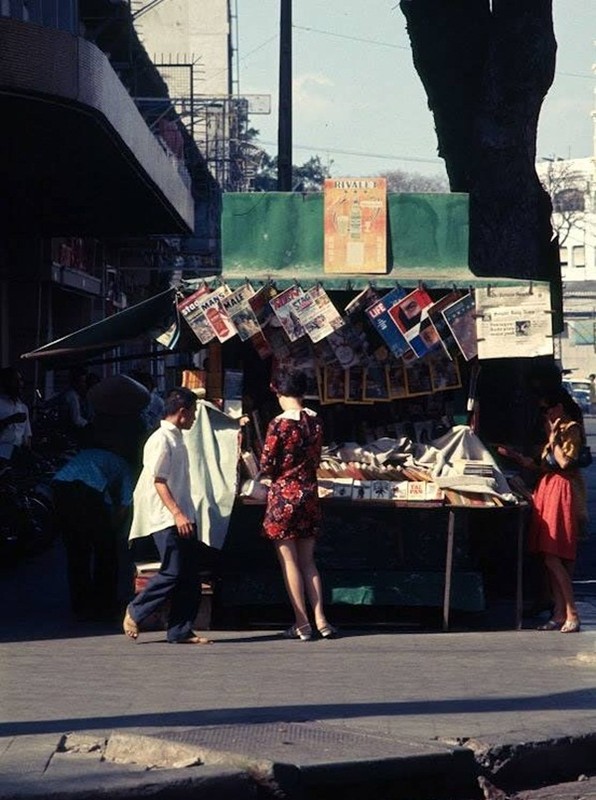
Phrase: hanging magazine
[
  {"left": 426, "top": 289, "right": 463, "bottom": 360},
  {"left": 365, "top": 287, "right": 412, "bottom": 360},
  {"left": 222, "top": 283, "right": 262, "bottom": 341},
  {"left": 344, "top": 286, "right": 389, "bottom": 364},
  {"left": 177, "top": 285, "right": 214, "bottom": 345},
  {"left": 289, "top": 284, "right": 344, "bottom": 343},
  {"left": 248, "top": 283, "right": 278, "bottom": 329},
  {"left": 441, "top": 292, "right": 478, "bottom": 361},
  {"left": 269, "top": 285, "right": 306, "bottom": 342},
  {"left": 388, "top": 287, "right": 440, "bottom": 358},
  {"left": 193, "top": 284, "right": 237, "bottom": 343}
]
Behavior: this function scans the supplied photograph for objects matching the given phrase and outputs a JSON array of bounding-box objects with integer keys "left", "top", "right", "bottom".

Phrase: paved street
[{"left": 0, "top": 448, "right": 595, "bottom": 799}]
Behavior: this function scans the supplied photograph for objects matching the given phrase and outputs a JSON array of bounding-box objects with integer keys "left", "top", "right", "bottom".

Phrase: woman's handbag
[
  {"left": 239, "top": 479, "right": 269, "bottom": 502},
  {"left": 577, "top": 445, "right": 592, "bottom": 468}
]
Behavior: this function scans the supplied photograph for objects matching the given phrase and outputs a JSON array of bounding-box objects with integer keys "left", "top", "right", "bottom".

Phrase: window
[
  {"left": 572, "top": 246, "right": 585, "bottom": 268},
  {"left": 559, "top": 246, "right": 568, "bottom": 268}
]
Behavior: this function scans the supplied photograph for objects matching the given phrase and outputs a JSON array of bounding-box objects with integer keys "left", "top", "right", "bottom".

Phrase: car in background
[{"left": 562, "top": 378, "right": 592, "bottom": 414}]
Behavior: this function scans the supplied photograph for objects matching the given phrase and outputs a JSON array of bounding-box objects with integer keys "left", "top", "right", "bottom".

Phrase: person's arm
[
  {"left": 496, "top": 445, "right": 537, "bottom": 470},
  {"left": 64, "top": 392, "right": 88, "bottom": 427},
  {"left": 549, "top": 420, "right": 581, "bottom": 470},
  {"left": 259, "top": 420, "right": 283, "bottom": 479},
  {"left": 154, "top": 478, "right": 194, "bottom": 537}
]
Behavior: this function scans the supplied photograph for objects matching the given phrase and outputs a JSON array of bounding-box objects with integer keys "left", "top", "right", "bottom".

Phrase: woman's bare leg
[
  {"left": 274, "top": 540, "right": 310, "bottom": 630},
  {"left": 543, "top": 554, "right": 578, "bottom": 623},
  {"left": 296, "top": 537, "right": 329, "bottom": 631}
]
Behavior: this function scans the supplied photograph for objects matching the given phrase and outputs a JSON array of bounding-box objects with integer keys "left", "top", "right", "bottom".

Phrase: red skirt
[{"left": 528, "top": 471, "right": 578, "bottom": 560}]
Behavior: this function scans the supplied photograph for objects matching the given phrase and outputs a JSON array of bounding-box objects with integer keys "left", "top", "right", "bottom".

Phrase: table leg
[
  {"left": 443, "top": 509, "right": 455, "bottom": 632},
  {"left": 515, "top": 508, "right": 524, "bottom": 630}
]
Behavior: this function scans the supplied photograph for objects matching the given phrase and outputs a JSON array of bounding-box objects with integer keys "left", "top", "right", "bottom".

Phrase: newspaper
[{"left": 474, "top": 285, "right": 553, "bottom": 359}]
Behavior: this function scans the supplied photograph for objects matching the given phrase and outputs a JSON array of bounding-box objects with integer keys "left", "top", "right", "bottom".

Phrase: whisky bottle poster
[{"left": 323, "top": 177, "right": 387, "bottom": 273}]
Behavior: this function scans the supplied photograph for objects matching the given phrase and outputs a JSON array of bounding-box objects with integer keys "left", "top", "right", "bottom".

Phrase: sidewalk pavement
[{"left": 1, "top": 534, "right": 596, "bottom": 800}]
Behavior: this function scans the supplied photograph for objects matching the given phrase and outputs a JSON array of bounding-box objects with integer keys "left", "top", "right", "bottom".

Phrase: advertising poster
[
  {"left": 474, "top": 285, "right": 553, "bottom": 360},
  {"left": 324, "top": 177, "right": 387, "bottom": 273},
  {"left": 388, "top": 287, "right": 440, "bottom": 358}
]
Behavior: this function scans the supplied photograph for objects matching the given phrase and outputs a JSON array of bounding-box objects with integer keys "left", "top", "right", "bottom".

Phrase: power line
[
  {"left": 260, "top": 139, "right": 442, "bottom": 165},
  {"left": 292, "top": 24, "right": 410, "bottom": 51}
]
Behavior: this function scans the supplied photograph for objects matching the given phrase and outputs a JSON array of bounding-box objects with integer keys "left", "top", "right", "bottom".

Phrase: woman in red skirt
[
  {"left": 502, "top": 388, "right": 587, "bottom": 632},
  {"left": 259, "top": 369, "right": 336, "bottom": 641}
]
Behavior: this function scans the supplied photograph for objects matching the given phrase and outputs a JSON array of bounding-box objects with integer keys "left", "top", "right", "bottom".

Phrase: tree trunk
[{"left": 400, "top": 0, "right": 559, "bottom": 281}]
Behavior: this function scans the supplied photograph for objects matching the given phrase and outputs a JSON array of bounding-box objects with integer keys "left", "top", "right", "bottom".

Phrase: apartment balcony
[{"left": 0, "top": 16, "right": 195, "bottom": 236}]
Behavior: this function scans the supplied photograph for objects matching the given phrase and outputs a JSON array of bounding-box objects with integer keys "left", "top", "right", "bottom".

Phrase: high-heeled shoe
[
  {"left": 560, "top": 618, "right": 581, "bottom": 633},
  {"left": 317, "top": 624, "right": 339, "bottom": 639},
  {"left": 281, "top": 624, "right": 313, "bottom": 641}
]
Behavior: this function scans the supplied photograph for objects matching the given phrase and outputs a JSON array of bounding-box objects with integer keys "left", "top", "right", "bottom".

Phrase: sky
[{"left": 235, "top": 0, "right": 595, "bottom": 181}]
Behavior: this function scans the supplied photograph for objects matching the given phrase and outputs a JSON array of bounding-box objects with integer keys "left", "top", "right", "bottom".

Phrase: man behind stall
[{"left": 0, "top": 367, "right": 32, "bottom": 460}]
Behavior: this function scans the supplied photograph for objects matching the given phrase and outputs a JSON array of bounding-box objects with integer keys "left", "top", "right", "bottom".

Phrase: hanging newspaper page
[
  {"left": 269, "top": 285, "right": 306, "bottom": 342},
  {"left": 388, "top": 287, "right": 440, "bottom": 358},
  {"left": 474, "top": 285, "right": 553, "bottom": 359},
  {"left": 289, "top": 285, "right": 344, "bottom": 343},
  {"left": 365, "top": 287, "right": 412, "bottom": 360},
  {"left": 193, "top": 284, "right": 237, "bottom": 343},
  {"left": 177, "top": 285, "right": 214, "bottom": 345},
  {"left": 324, "top": 177, "right": 387, "bottom": 273},
  {"left": 221, "top": 283, "right": 261, "bottom": 341},
  {"left": 441, "top": 292, "right": 478, "bottom": 361}
]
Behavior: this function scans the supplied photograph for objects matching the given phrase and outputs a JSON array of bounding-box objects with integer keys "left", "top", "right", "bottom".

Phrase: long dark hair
[{"left": 543, "top": 387, "right": 584, "bottom": 426}]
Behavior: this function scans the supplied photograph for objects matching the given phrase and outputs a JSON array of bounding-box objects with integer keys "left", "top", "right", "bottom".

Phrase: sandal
[
  {"left": 560, "top": 619, "right": 581, "bottom": 634},
  {"left": 173, "top": 633, "right": 213, "bottom": 645},
  {"left": 281, "top": 624, "right": 312, "bottom": 641},
  {"left": 536, "top": 619, "right": 563, "bottom": 631},
  {"left": 123, "top": 608, "right": 139, "bottom": 640},
  {"left": 317, "top": 624, "right": 339, "bottom": 639}
]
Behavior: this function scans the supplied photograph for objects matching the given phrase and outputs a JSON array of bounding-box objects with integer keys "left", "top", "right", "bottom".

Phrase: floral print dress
[{"left": 259, "top": 407, "right": 323, "bottom": 541}]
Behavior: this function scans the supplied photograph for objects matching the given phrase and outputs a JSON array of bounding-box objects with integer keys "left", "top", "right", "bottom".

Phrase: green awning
[
  {"left": 21, "top": 288, "right": 178, "bottom": 362},
  {"left": 218, "top": 192, "right": 543, "bottom": 290}
]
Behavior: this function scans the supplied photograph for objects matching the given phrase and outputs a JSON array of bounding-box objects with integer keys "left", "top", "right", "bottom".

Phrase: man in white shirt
[
  {"left": 0, "top": 367, "right": 32, "bottom": 458},
  {"left": 123, "top": 387, "right": 211, "bottom": 644}
]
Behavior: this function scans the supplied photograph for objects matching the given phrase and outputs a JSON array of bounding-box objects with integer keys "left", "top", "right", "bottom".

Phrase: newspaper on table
[{"left": 474, "top": 285, "right": 553, "bottom": 359}]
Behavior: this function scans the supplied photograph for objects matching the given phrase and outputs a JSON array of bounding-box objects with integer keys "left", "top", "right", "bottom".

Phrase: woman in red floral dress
[{"left": 260, "top": 370, "right": 336, "bottom": 641}]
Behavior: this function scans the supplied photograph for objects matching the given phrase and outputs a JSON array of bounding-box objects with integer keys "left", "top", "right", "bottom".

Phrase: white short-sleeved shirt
[
  {"left": 0, "top": 394, "right": 32, "bottom": 447},
  {"left": 128, "top": 420, "right": 195, "bottom": 540}
]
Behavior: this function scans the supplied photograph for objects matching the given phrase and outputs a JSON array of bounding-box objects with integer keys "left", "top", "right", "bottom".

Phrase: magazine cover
[
  {"left": 426, "top": 289, "right": 463, "bottom": 360},
  {"left": 323, "top": 364, "right": 347, "bottom": 404},
  {"left": 222, "top": 283, "right": 262, "bottom": 341},
  {"left": 365, "top": 287, "right": 412, "bottom": 360},
  {"left": 269, "top": 285, "right": 306, "bottom": 342},
  {"left": 262, "top": 321, "right": 292, "bottom": 360},
  {"left": 387, "top": 287, "right": 440, "bottom": 358},
  {"left": 441, "top": 292, "right": 478, "bottom": 361},
  {"left": 474, "top": 285, "right": 553, "bottom": 359},
  {"left": 345, "top": 366, "right": 366, "bottom": 403},
  {"left": 324, "top": 177, "right": 387, "bottom": 273},
  {"left": 386, "top": 361, "right": 407, "bottom": 399},
  {"left": 428, "top": 352, "right": 462, "bottom": 392},
  {"left": 193, "top": 284, "right": 237, "bottom": 343},
  {"left": 177, "top": 285, "right": 214, "bottom": 345},
  {"left": 325, "top": 324, "right": 367, "bottom": 368},
  {"left": 248, "top": 283, "right": 278, "bottom": 329},
  {"left": 344, "top": 286, "right": 389, "bottom": 364},
  {"left": 287, "top": 286, "right": 343, "bottom": 344},
  {"left": 364, "top": 363, "right": 391, "bottom": 402},
  {"left": 404, "top": 358, "right": 433, "bottom": 397},
  {"left": 247, "top": 329, "right": 273, "bottom": 360}
]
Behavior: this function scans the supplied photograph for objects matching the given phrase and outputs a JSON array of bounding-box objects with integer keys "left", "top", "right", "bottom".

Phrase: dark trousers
[
  {"left": 53, "top": 481, "right": 118, "bottom": 619},
  {"left": 128, "top": 527, "right": 202, "bottom": 643}
]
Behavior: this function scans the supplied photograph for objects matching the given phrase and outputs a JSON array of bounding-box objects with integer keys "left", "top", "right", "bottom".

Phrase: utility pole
[{"left": 277, "top": 0, "right": 292, "bottom": 191}]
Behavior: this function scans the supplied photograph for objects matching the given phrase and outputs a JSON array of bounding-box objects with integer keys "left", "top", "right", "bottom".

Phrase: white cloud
[{"left": 293, "top": 72, "right": 335, "bottom": 117}]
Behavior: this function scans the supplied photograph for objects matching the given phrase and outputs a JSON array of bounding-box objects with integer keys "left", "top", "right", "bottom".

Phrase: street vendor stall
[{"left": 21, "top": 188, "right": 555, "bottom": 629}]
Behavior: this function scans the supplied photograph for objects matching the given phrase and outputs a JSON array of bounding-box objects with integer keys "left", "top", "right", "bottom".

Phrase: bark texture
[{"left": 400, "top": 0, "right": 559, "bottom": 281}]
